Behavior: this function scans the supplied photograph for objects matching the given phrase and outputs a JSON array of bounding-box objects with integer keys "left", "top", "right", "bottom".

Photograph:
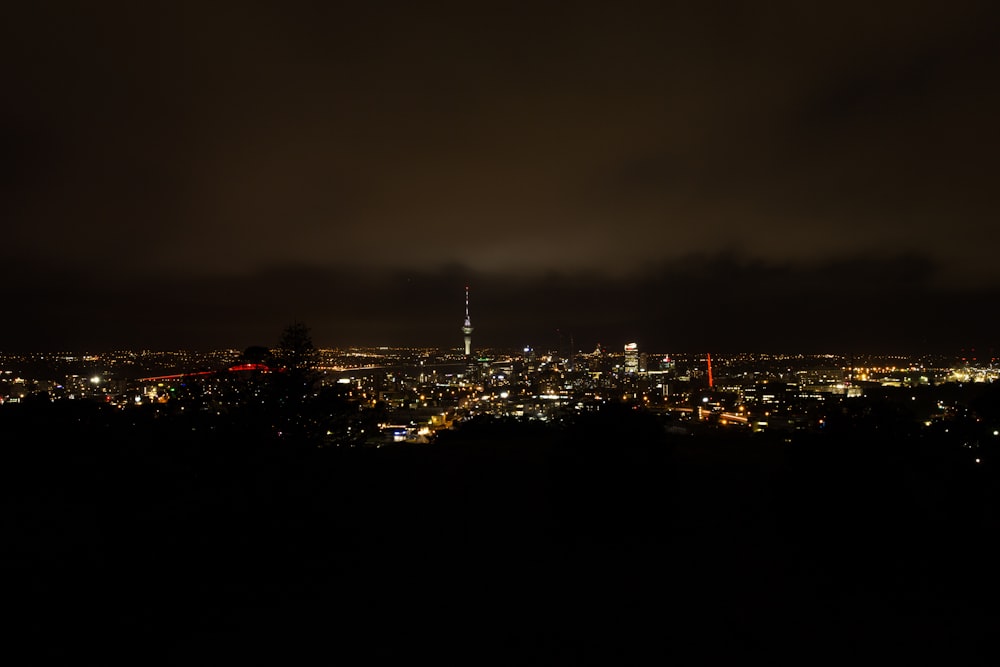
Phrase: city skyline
[
  {"left": 3, "top": 2, "right": 998, "bottom": 353},
  {"left": 2, "top": 265, "right": 998, "bottom": 355}
]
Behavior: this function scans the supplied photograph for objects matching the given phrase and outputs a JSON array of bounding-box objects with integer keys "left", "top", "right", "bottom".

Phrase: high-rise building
[
  {"left": 523, "top": 345, "right": 536, "bottom": 365},
  {"left": 624, "top": 342, "right": 639, "bottom": 374},
  {"left": 659, "top": 355, "right": 675, "bottom": 372},
  {"left": 462, "top": 286, "right": 473, "bottom": 357}
]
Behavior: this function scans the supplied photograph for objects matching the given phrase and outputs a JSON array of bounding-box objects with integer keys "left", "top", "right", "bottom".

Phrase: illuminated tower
[{"left": 462, "top": 286, "right": 473, "bottom": 357}]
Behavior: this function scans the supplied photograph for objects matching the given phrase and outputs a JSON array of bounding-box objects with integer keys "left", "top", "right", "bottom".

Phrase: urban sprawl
[{"left": 2, "top": 346, "right": 997, "bottom": 445}]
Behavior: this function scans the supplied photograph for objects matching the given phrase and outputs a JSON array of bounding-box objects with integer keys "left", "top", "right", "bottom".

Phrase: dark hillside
[{"left": 3, "top": 400, "right": 998, "bottom": 664}]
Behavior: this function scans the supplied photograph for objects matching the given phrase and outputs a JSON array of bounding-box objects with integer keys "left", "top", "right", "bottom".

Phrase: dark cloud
[{"left": 2, "top": 2, "right": 998, "bottom": 351}]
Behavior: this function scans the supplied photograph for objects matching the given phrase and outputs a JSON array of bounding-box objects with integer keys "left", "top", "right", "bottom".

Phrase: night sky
[{"left": 3, "top": 1, "right": 998, "bottom": 354}]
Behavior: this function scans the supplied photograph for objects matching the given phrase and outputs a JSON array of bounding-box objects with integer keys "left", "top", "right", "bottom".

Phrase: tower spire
[{"left": 462, "top": 286, "right": 473, "bottom": 356}]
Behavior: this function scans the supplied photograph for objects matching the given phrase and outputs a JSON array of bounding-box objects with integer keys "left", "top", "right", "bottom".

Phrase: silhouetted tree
[
  {"left": 241, "top": 345, "right": 273, "bottom": 366},
  {"left": 268, "top": 322, "right": 320, "bottom": 443},
  {"left": 276, "top": 322, "right": 318, "bottom": 376}
]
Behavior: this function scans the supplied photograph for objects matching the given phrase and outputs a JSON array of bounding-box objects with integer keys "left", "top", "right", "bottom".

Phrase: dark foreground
[{"left": 4, "top": 402, "right": 1000, "bottom": 664}]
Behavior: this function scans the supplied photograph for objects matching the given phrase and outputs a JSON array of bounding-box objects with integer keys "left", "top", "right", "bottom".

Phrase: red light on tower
[{"left": 707, "top": 353, "right": 714, "bottom": 388}]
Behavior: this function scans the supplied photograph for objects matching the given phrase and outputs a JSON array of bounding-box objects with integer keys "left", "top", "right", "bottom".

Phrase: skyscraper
[
  {"left": 624, "top": 342, "right": 639, "bottom": 374},
  {"left": 462, "top": 286, "right": 473, "bottom": 357}
]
